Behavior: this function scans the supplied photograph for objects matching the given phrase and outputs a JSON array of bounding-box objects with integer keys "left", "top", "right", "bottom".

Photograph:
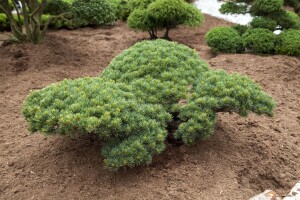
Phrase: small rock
[
  {"left": 249, "top": 190, "right": 281, "bottom": 200},
  {"left": 283, "top": 181, "right": 300, "bottom": 200}
]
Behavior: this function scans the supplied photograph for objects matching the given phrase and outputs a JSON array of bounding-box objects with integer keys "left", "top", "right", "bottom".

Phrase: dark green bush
[
  {"left": 270, "top": 10, "right": 300, "bottom": 29},
  {"left": 251, "top": 0, "right": 284, "bottom": 15},
  {"left": 250, "top": 17, "right": 277, "bottom": 30},
  {"left": 23, "top": 40, "right": 275, "bottom": 170},
  {"left": 232, "top": 24, "right": 249, "bottom": 36},
  {"left": 71, "top": 0, "right": 117, "bottom": 27},
  {"left": 44, "top": 0, "right": 71, "bottom": 15},
  {"left": 108, "top": 0, "right": 131, "bottom": 20},
  {"left": 275, "top": 29, "right": 300, "bottom": 55},
  {"left": 205, "top": 27, "right": 244, "bottom": 53},
  {"left": 284, "top": 0, "right": 300, "bottom": 7},
  {"left": 242, "top": 28, "right": 276, "bottom": 53},
  {"left": 127, "top": 0, "right": 204, "bottom": 39},
  {"left": 220, "top": 1, "right": 249, "bottom": 14}
]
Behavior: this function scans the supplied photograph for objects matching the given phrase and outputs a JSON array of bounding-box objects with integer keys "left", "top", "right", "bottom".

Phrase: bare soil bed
[{"left": 0, "top": 15, "right": 299, "bottom": 200}]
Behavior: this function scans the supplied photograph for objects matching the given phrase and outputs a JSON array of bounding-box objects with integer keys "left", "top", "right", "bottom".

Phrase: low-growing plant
[
  {"left": 175, "top": 70, "right": 275, "bottom": 144},
  {"left": 127, "top": 0, "right": 204, "bottom": 39},
  {"left": 242, "top": 28, "right": 276, "bottom": 53},
  {"left": 275, "top": 29, "right": 300, "bottom": 55},
  {"left": 205, "top": 27, "right": 244, "bottom": 53},
  {"left": 71, "top": 0, "right": 117, "bottom": 27},
  {"left": 23, "top": 40, "right": 275, "bottom": 170},
  {"left": 250, "top": 17, "right": 277, "bottom": 30}
]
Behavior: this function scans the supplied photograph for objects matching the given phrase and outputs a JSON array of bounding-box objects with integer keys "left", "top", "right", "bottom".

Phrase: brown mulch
[{"left": 0, "top": 15, "right": 299, "bottom": 200}]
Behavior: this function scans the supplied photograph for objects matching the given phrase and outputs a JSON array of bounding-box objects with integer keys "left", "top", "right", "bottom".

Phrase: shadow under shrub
[{"left": 23, "top": 40, "right": 276, "bottom": 170}]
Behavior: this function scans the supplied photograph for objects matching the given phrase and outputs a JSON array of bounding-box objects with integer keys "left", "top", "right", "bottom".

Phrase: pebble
[{"left": 250, "top": 181, "right": 300, "bottom": 200}]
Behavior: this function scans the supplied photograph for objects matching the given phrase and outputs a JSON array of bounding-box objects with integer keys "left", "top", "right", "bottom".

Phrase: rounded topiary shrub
[
  {"left": 23, "top": 40, "right": 275, "bottom": 170},
  {"left": 250, "top": 17, "right": 277, "bottom": 30},
  {"left": 127, "top": 0, "right": 204, "bottom": 39},
  {"left": 251, "top": 0, "right": 284, "bottom": 15},
  {"left": 205, "top": 27, "right": 244, "bottom": 53},
  {"left": 275, "top": 29, "right": 300, "bottom": 56},
  {"left": 44, "top": 0, "right": 71, "bottom": 15},
  {"left": 242, "top": 28, "right": 276, "bottom": 53},
  {"left": 71, "top": 0, "right": 116, "bottom": 27}
]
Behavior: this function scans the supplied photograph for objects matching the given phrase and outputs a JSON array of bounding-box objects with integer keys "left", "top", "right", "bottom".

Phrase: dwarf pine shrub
[
  {"left": 275, "top": 29, "right": 300, "bottom": 56},
  {"left": 175, "top": 70, "right": 275, "bottom": 144},
  {"left": 127, "top": 0, "right": 204, "bottom": 39},
  {"left": 242, "top": 28, "right": 276, "bottom": 53},
  {"left": 205, "top": 27, "right": 244, "bottom": 53},
  {"left": 23, "top": 40, "right": 275, "bottom": 170},
  {"left": 250, "top": 17, "right": 278, "bottom": 30},
  {"left": 251, "top": 0, "right": 284, "bottom": 15}
]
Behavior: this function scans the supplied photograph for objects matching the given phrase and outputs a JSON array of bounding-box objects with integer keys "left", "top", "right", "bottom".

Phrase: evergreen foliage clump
[
  {"left": 275, "top": 29, "right": 300, "bottom": 55},
  {"left": 251, "top": 0, "right": 284, "bottom": 15},
  {"left": 175, "top": 70, "right": 275, "bottom": 144},
  {"left": 100, "top": 39, "right": 209, "bottom": 111},
  {"left": 219, "top": 1, "right": 249, "bottom": 14},
  {"left": 127, "top": 0, "right": 204, "bottom": 39},
  {"left": 23, "top": 40, "right": 275, "bottom": 170},
  {"left": 205, "top": 27, "right": 244, "bottom": 53},
  {"left": 44, "top": 0, "right": 71, "bottom": 15},
  {"left": 250, "top": 17, "right": 277, "bottom": 30},
  {"left": 71, "top": 0, "right": 116, "bottom": 27},
  {"left": 242, "top": 28, "right": 276, "bottom": 53},
  {"left": 232, "top": 24, "right": 249, "bottom": 35}
]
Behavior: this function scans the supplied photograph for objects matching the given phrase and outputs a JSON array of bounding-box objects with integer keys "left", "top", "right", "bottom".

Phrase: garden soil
[{"left": 0, "top": 15, "right": 299, "bottom": 200}]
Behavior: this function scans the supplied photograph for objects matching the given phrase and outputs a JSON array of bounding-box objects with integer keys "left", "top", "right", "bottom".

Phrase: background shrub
[
  {"left": 0, "top": 13, "right": 9, "bottom": 31},
  {"left": 71, "top": 0, "right": 117, "bottom": 27},
  {"left": 205, "top": 27, "right": 244, "bottom": 53},
  {"left": 44, "top": 0, "right": 71, "bottom": 15},
  {"left": 23, "top": 40, "right": 275, "bottom": 170},
  {"left": 275, "top": 29, "right": 300, "bottom": 55},
  {"left": 251, "top": 0, "right": 284, "bottom": 15},
  {"left": 220, "top": 1, "right": 249, "bottom": 14},
  {"left": 0, "top": 13, "right": 24, "bottom": 32},
  {"left": 232, "top": 24, "right": 249, "bottom": 35},
  {"left": 127, "top": 0, "right": 204, "bottom": 39},
  {"left": 250, "top": 17, "right": 277, "bottom": 30},
  {"left": 242, "top": 28, "right": 276, "bottom": 53}
]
